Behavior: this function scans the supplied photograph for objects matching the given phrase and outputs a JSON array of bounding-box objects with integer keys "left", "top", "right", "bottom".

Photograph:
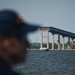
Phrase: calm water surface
[{"left": 13, "top": 50, "right": 75, "bottom": 75}]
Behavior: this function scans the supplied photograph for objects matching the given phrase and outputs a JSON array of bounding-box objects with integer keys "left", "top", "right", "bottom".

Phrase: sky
[{"left": 0, "top": 0, "right": 75, "bottom": 43}]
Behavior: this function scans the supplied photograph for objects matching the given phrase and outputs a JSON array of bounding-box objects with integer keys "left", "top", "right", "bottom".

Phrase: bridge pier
[
  {"left": 58, "top": 34, "right": 60, "bottom": 50},
  {"left": 68, "top": 37, "right": 70, "bottom": 49},
  {"left": 40, "top": 30, "right": 43, "bottom": 49},
  {"left": 62, "top": 36, "right": 65, "bottom": 50},
  {"left": 71, "top": 38, "right": 74, "bottom": 49},
  {"left": 72, "top": 38, "right": 74, "bottom": 46},
  {"left": 52, "top": 33, "right": 54, "bottom": 50},
  {"left": 47, "top": 30, "right": 49, "bottom": 49},
  {"left": 40, "top": 29, "right": 49, "bottom": 50}
]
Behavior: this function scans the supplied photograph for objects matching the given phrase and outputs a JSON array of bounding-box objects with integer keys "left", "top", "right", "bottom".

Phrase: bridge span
[{"left": 40, "top": 27, "right": 75, "bottom": 50}]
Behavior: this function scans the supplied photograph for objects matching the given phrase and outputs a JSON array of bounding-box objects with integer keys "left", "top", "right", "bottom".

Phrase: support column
[
  {"left": 47, "top": 30, "right": 49, "bottom": 49},
  {"left": 72, "top": 39, "right": 74, "bottom": 45},
  {"left": 62, "top": 36, "right": 65, "bottom": 50},
  {"left": 52, "top": 33, "right": 54, "bottom": 50},
  {"left": 40, "top": 30, "right": 43, "bottom": 49},
  {"left": 72, "top": 38, "right": 74, "bottom": 49},
  {"left": 68, "top": 37, "right": 70, "bottom": 49},
  {"left": 58, "top": 34, "right": 60, "bottom": 50}
]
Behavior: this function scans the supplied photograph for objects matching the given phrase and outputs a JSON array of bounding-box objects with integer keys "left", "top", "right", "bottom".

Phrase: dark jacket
[{"left": 0, "top": 58, "right": 20, "bottom": 75}]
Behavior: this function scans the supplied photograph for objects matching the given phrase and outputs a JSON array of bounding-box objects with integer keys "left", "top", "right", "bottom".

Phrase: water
[{"left": 13, "top": 50, "right": 75, "bottom": 75}]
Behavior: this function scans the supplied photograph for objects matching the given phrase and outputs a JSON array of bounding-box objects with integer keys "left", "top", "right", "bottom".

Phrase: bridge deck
[{"left": 40, "top": 27, "right": 75, "bottom": 39}]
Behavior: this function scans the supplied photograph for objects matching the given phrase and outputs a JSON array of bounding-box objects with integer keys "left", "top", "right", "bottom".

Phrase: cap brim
[{"left": 20, "top": 22, "right": 40, "bottom": 33}]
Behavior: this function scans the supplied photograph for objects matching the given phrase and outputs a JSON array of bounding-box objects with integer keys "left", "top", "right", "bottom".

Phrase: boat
[{"left": 40, "top": 48, "right": 49, "bottom": 51}]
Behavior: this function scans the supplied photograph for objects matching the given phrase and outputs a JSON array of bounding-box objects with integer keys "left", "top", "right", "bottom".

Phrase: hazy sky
[{"left": 0, "top": 0, "right": 75, "bottom": 43}]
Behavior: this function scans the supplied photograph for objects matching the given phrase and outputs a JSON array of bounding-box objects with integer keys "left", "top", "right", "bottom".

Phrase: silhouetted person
[{"left": 0, "top": 9, "right": 40, "bottom": 75}]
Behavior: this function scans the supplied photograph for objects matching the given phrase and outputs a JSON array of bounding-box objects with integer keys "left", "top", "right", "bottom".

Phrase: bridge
[{"left": 40, "top": 27, "right": 75, "bottom": 50}]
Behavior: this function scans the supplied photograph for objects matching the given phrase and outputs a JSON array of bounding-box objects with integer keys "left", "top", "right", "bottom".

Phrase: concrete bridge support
[
  {"left": 72, "top": 38, "right": 74, "bottom": 46},
  {"left": 71, "top": 38, "right": 74, "bottom": 49},
  {"left": 62, "top": 36, "right": 65, "bottom": 50},
  {"left": 52, "top": 33, "right": 54, "bottom": 50},
  {"left": 47, "top": 30, "right": 49, "bottom": 49},
  {"left": 58, "top": 34, "right": 60, "bottom": 50},
  {"left": 40, "top": 30, "right": 43, "bottom": 49},
  {"left": 40, "top": 30, "right": 49, "bottom": 49},
  {"left": 68, "top": 37, "right": 70, "bottom": 49}
]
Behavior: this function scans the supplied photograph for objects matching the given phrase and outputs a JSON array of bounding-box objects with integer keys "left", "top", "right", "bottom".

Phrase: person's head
[{"left": 0, "top": 9, "right": 40, "bottom": 65}]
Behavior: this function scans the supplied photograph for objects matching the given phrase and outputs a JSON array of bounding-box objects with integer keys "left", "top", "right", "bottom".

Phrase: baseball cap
[{"left": 0, "top": 9, "right": 40, "bottom": 42}]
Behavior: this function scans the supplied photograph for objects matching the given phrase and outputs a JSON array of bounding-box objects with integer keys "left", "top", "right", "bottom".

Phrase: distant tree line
[{"left": 30, "top": 42, "right": 68, "bottom": 49}]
